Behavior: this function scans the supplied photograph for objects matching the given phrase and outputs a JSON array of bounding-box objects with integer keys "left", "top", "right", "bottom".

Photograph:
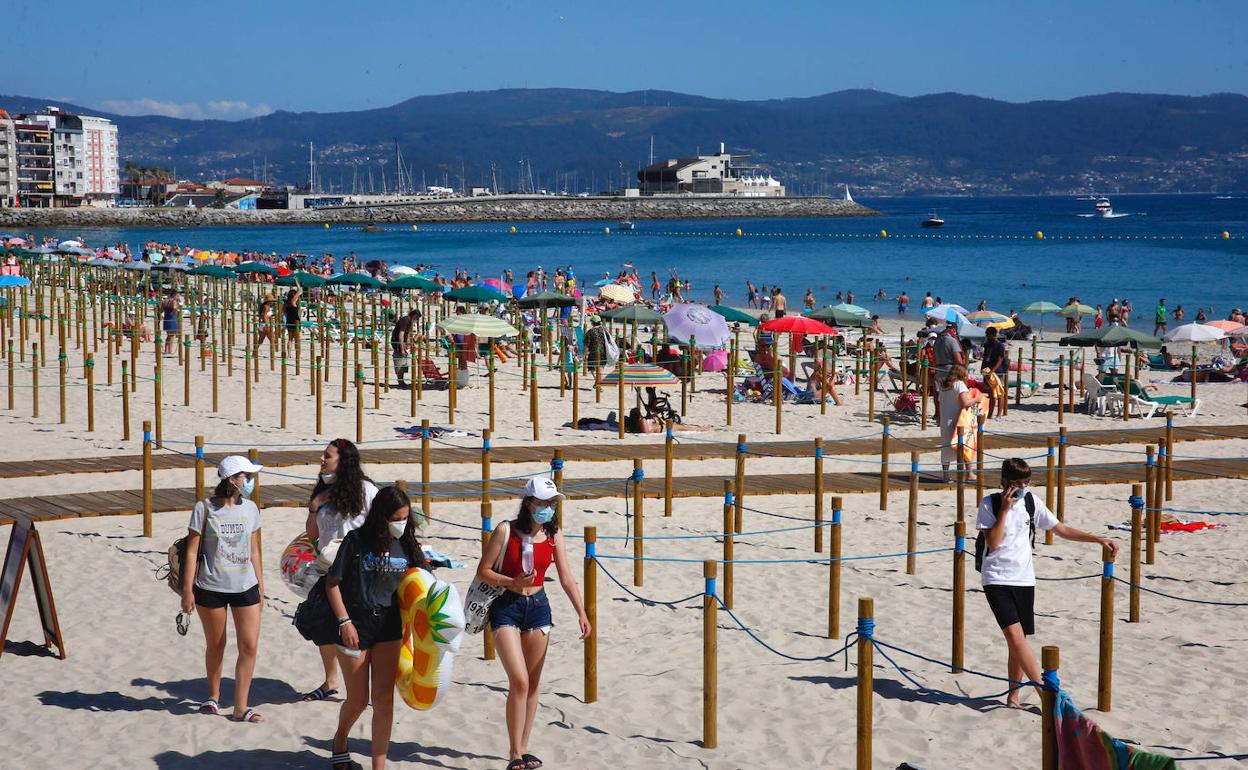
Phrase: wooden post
[
  {"left": 527, "top": 355, "right": 537, "bottom": 439},
  {"left": 280, "top": 353, "right": 288, "bottom": 429},
  {"left": 183, "top": 336, "right": 191, "bottom": 406},
  {"left": 194, "top": 435, "right": 205, "bottom": 501},
  {"left": 248, "top": 448, "right": 262, "bottom": 510},
  {"left": 703, "top": 560, "right": 718, "bottom": 751},
  {"left": 85, "top": 355, "right": 94, "bottom": 431},
  {"left": 616, "top": 360, "right": 626, "bottom": 440},
  {"left": 867, "top": 347, "right": 876, "bottom": 421},
  {"left": 1044, "top": 437, "right": 1056, "bottom": 545},
  {"left": 773, "top": 343, "right": 782, "bottom": 434},
  {"left": 244, "top": 351, "right": 252, "bottom": 423},
  {"left": 420, "top": 419, "right": 431, "bottom": 516},
  {"left": 447, "top": 343, "right": 457, "bottom": 425},
  {"left": 355, "top": 367, "right": 364, "bottom": 444},
  {"left": 489, "top": 347, "right": 498, "bottom": 432},
  {"left": 975, "top": 414, "right": 986, "bottom": 505},
  {"left": 315, "top": 357, "right": 323, "bottom": 435},
  {"left": 570, "top": 364, "right": 578, "bottom": 429},
  {"left": 1151, "top": 443, "right": 1163, "bottom": 565},
  {"left": 854, "top": 348, "right": 862, "bottom": 396},
  {"left": 1164, "top": 412, "right": 1174, "bottom": 501},
  {"left": 722, "top": 480, "right": 734, "bottom": 609},
  {"left": 1122, "top": 354, "right": 1132, "bottom": 421},
  {"left": 1057, "top": 427, "right": 1068, "bottom": 527},
  {"left": 632, "top": 459, "right": 644, "bottom": 587},
  {"left": 1129, "top": 485, "right": 1142, "bottom": 623},
  {"left": 1057, "top": 355, "right": 1065, "bottom": 425},
  {"left": 664, "top": 422, "right": 674, "bottom": 517},
  {"left": 953, "top": 521, "right": 966, "bottom": 673},
  {"left": 956, "top": 433, "right": 966, "bottom": 523},
  {"left": 7, "top": 342, "right": 14, "bottom": 410},
  {"left": 584, "top": 526, "right": 597, "bottom": 704},
  {"left": 1098, "top": 543, "right": 1115, "bottom": 712},
  {"left": 920, "top": 360, "right": 929, "bottom": 430},
  {"left": 1189, "top": 350, "right": 1198, "bottom": 403},
  {"left": 1014, "top": 347, "right": 1024, "bottom": 406},
  {"left": 31, "top": 342, "right": 38, "bottom": 418},
  {"left": 481, "top": 431, "right": 493, "bottom": 600},
  {"left": 733, "top": 434, "right": 746, "bottom": 533},
  {"left": 121, "top": 359, "right": 130, "bottom": 440},
  {"left": 814, "top": 437, "right": 825, "bottom": 553},
  {"left": 878, "top": 417, "right": 890, "bottom": 510},
  {"left": 1041, "top": 646, "right": 1060, "bottom": 770},
  {"left": 906, "top": 452, "right": 919, "bottom": 575},
  {"left": 855, "top": 597, "right": 874, "bottom": 770},
  {"left": 828, "top": 497, "right": 842, "bottom": 639},
  {"left": 726, "top": 337, "right": 735, "bottom": 426},
  {"left": 1144, "top": 448, "right": 1156, "bottom": 566},
  {"left": 58, "top": 348, "right": 66, "bottom": 424},
  {"left": 211, "top": 342, "right": 219, "bottom": 412},
  {"left": 153, "top": 364, "right": 163, "bottom": 448},
  {"left": 142, "top": 420, "right": 153, "bottom": 538}
]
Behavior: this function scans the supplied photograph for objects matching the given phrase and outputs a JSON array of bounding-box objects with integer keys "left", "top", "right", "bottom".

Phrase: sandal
[
  {"left": 302, "top": 687, "right": 339, "bottom": 702},
  {"left": 198, "top": 699, "right": 219, "bottom": 715},
  {"left": 331, "top": 752, "right": 363, "bottom": 770},
  {"left": 232, "top": 707, "right": 264, "bottom": 723},
  {"left": 522, "top": 754, "right": 543, "bottom": 769},
  {"left": 506, "top": 761, "right": 527, "bottom": 770}
]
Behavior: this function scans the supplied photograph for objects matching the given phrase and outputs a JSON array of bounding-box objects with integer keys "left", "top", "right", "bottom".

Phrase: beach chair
[
  {"left": 1080, "top": 372, "right": 1117, "bottom": 417},
  {"left": 1116, "top": 379, "right": 1200, "bottom": 418},
  {"left": 1147, "top": 354, "right": 1179, "bottom": 372},
  {"left": 419, "top": 358, "right": 450, "bottom": 389}
]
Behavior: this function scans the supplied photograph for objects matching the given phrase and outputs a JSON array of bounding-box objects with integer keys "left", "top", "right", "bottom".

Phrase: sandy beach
[{"left": 2, "top": 312, "right": 1247, "bottom": 769}]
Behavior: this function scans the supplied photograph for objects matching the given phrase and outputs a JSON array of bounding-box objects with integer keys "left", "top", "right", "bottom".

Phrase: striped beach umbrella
[
  {"left": 439, "top": 314, "right": 518, "bottom": 338},
  {"left": 966, "top": 309, "right": 1014, "bottom": 328},
  {"left": 599, "top": 283, "right": 635, "bottom": 304},
  {"left": 600, "top": 362, "right": 680, "bottom": 388}
]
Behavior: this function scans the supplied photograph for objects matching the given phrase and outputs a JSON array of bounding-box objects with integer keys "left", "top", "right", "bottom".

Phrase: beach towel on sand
[{"left": 1055, "top": 690, "right": 1176, "bottom": 769}]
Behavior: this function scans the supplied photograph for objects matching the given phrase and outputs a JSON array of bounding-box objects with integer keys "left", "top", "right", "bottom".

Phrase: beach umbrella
[
  {"left": 1163, "top": 323, "right": 1226, "bottom": 343},
  {"left": 807, "top": 305, "right": 871, "bottom": 328},
  {"left": 760, "top": 315, "right": 837, "bottom": 336},
  {"left": 276, "top": 271, "right": 327, "bottom": 288},
  {"left": 233, "top": 261, "right": 277, "bottom": 276},
  {"left": 601, "top": 362, "right": 680, "bottom": 388},
  {"left": 58, "top": 239, "right": 84, "bottom": 249},
  {"left": 517, "top": 290, "right": 576, "bottom": 309},
  {"left": 709, "top": 305, "right": 759, "bottom": 327},
  {"left": 444, "top": 285, "right": 509, "bottom": 304},
  {"left": 86, "top": 257, "right": 119, "bottom": 268},
  {"left": 481, "top": 277, "right": 512, "bottom": 295},
  {"left": 966, "top": 310, "right": 1009, "bottom": 325},
  {"left": 328, "top": 272, "right": 383, "bottom": 290},
  {"left": 663, "top": 303, "right": 731, "bottom": 347},
  {"left": 1058, "top": 303, "right": 1097, "bottom": 317},
  {"left": 121, "top": 261, "right": 152, "bottom": 271},
  {"left": 1060, "top": 325, "right": 1161, "bottom": 349},
  {"left": 0, "top": 275, "right": 32, "bottom": 288},
  {"left": 439, "top": 313, "right": 518, "bottom": 338},
  {"left": 831, "top": 302, "right": 871, "bottom": 317},
  {"left": 701, "top": 348, "right": 730, "bottom": 372},
  {"left": 956, "top": 321, "right": 987, "bottom": 340},
  {"left": 151, "top": 261, "right": 189, "bottom": 272},
  {"left": 388, "top": 274, "right": 441, "bottom": 292},
  {"left": 600, "top": 304, "right": 663, "bottom": 324},
  {"left": 390, "top": 265, "right": 418, "bottom": 276},
  {"left": 598, "top": 283, "right": 635, "bottom": 304},
  {"left": 188, "top": 265, "right": 235, "bottom": 279},
  {"left": 1204, "top": 319, "right": 1245, "bottom": 334},
  {"left": 1228, "top": 325, "right": 1248, "bottom": 338},
  {"left": 925, "top": 304, "right": 969, "bottom": 325},
  {"left": 1022, "top": 301, "right": 1062, "bottom": 314},
  {"left": 593, "top": 277, "right": 614, "bottom": 287}
]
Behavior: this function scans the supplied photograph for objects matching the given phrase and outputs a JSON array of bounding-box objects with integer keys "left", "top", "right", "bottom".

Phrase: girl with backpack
[
  {"left": 474, "top": 477, "right": 591, "bottom": 770},
  {"left": 324, "top": 485, "right": 429, "bottom": 770},
  {"left": 179, "top": 455, "right": 265, "bottom": 722},
  {"left": 302, "top": 439, "right": 379, "bottom": 702}
]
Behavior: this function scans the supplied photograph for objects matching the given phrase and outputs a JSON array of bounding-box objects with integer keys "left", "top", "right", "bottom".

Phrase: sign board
[{"left": 0, "top": 516, "right": 66, "bottom": 660}]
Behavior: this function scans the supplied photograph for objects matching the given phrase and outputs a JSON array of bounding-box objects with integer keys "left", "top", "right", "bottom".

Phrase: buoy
[
  {"left": 1035, "top": 230, "right": 1044, "bottom": 240},
  {"left": 735, "top": 228, "right": 743, "bottom": 236},
  {"left": 1223, "top": 231, "right": 1231, "bottom": 240},
  {"left": 879, "top": 229, "right": 888, "bottom": 238},
  {"left": 604, "top": 227, "right": 610, "bottom": 235},
  {"left": 412, "top": 224, "right": 418, "bottom": 232},
  {"left": 510, "top": 225, "right": 517, "bottom": 233},
  {"left": 323, "top": 223, "right": 329, "bottom": 230}
]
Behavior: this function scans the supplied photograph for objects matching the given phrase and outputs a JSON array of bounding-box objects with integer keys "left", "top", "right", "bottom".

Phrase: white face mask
[
  {"left": 388, "top": 520, "right": 407, "bottom": 539},
  {"left": 320, "top": 472, "right": 337, "bottom": 484}
]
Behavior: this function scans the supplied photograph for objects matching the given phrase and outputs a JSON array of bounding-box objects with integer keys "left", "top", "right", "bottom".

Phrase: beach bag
[
  {"left": 603, "top": 333, "right": 620, "bottom": 368},
  {"left": 292, "top": 575, "right": 337, "bottom": 643},
  {"left": 160, "top": 536, "right": 192, "bottom": 593},
  {"left": 974, "top": 492, "right": 1035, "bottom": 572},
  {"left": 462, "top": 521, "right": 512, "bottom": 634}
]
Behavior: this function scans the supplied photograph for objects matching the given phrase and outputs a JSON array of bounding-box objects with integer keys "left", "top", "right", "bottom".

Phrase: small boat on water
[
  {"left": 1093, "top": 197, "right": 1113, "bottom": 217},
  {"left": 843, "top": 184, "right": 854, "bottom": 203},
  {"left": 618, "top": 220, "right": 635, "bottom": 231},
  {"left": 921, "top": 213, "right": 944, "bottom": 228}
]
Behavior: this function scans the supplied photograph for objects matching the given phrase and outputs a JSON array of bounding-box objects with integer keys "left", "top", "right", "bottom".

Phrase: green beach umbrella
[
  {"left": 1060, "top": 325, "right": 1161, "bottom": 349},
  {"left": 601, "top": 304, "right": 664, "bottom": 324},
  {"left": 517, "top": 290, "right": 576, "bottom": 309},
  {"left": 1022, "top": 301, "right": 1062, "bottom": 314},
  {"left": 831, "top": 302, "right": 871, "bottom": 317},
  {"left": 709, "top": 305, "right": 759, "bottom": 327},
  {"left": 276, "top": 270, "right": 327, "bottom": 287},
  {"left": 188, "top": 265, "right": 235, "bottom": 279},
  {"left": 1058, "top": 303, "right": 1097, "bottom": 317},
  {"left": 328, "top": 272, "right": 384, "bottom": 289},
  {"left": 232, "top": 261, "right": 277, "bottom": 276},
  {"left": 806, "top": 305, "right": 871, "bottom": 328},
  {"left": 445, "top": 285, "right": 510, "bottom": 304},
  {"left": 388, "top": 274, "right": 442, "bottom": 292}
]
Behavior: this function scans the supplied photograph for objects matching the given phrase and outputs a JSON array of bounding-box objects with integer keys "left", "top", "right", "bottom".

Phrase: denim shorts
[{"left": 488, "top": 589, "right": 553, "bottom": 634}]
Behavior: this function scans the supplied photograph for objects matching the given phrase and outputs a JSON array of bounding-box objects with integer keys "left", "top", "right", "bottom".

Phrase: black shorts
[
  {"left": 983, "top": 584, "right": 1035, "bottom": 635},
  {"left": 194, "top": 583, "right": 261, "bottom": 609}
]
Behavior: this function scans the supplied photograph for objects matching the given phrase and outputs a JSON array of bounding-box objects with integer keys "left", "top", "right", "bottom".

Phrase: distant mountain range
[{"left": 4, "top": 88, "right": 1247, "bottom": 195}]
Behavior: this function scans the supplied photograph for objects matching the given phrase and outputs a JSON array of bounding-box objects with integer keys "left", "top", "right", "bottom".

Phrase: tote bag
[{"left": 463, "top": 521, "right": 511, "bottom": 634}]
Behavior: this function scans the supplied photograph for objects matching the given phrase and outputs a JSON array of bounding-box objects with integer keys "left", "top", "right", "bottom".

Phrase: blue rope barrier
[
  {"left": 592, "top": 546, "right": 954, "bottom": 565},
  {"left": 1111, "top": 577, "right": 1248, "bottom": 607},
  {"left": 715, "top": 595, "right": 857, "bottom": 663},
  {"left": 591, "top": 557, "right": 703, "bottom": 608}
]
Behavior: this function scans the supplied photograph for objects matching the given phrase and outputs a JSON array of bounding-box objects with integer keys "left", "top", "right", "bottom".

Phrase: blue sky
[{"left": 7, "top": 0, "right": 1244, "bottom": 119}]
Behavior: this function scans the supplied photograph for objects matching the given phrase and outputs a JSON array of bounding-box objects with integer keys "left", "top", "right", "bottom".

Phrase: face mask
[
  {"left": 237, "top": 477, "right": 255, "bottom": 498},
  {"left": 388, "top": 520, "right": 408, "bottom": 539},
  {"left": 532, "top": 505, "right": 555, "bottom": 525},
  {"left": 320, "top": 472, "right": 336, "bottom": 484}
]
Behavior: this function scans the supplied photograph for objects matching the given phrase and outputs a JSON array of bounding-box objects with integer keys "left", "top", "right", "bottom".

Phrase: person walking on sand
[
  {"left": 938, "top": 364, "right": 977, "bottom": 481},
  {"left": 390, "top": 308, "right": 420, "bottom": 387},
  {"left": 475, "top": 477, "right": 591, "bottom": 770},
  {"left": 978, "top": 458, "right": 1117, "bottom": 708},
  {"left": 180, "top": 455, "right": 266, "bottom": 723},
  {"left": 283, "top": 278, "right": 303, "bottom": 342},
  {"left": 323, "top": 485, "right": 430, "bottom": 770},
  {"left": 255, "top": 291, "right": 279, "bottom": 353},
  {"left": 160, "top": 291, "right": 181, "bottom": 355},
  {"left": 773, "top": 287, "right": 788, "bottom": 318},
  {"left": 302, "top": 439, "right": 379, "bottom": 703}
]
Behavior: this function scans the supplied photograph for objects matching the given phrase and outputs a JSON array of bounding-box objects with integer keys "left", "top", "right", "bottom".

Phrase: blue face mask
[
  {"left": 532, "top": 505, "right": 555, "bottom": 525},
  {"left": 238, "top": 477, "right": 255, "bottom": 498}
]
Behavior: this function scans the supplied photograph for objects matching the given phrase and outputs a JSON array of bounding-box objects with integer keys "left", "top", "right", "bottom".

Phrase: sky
[{"left": 6, "top": 0, "right": 1244, "bottom": 120}]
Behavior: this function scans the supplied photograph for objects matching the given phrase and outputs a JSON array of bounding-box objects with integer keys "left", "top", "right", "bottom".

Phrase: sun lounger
[{"left": 1115, "top": 378, "right": 1200, "bottom": 418}]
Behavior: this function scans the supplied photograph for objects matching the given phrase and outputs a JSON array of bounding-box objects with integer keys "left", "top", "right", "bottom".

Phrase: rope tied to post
[
  {"left": 1102, "top": 561, "right": 1114, "bottom": 579},
  {"left": 550, "top": 458, "right": 564, "bottom": 472},
  {"left": 1041, "top": 667, "right": 1061, "bottom": 693},
  {"left": 584, "top": 540, "right": 595, "bottom": 559},
  {"left": 630, "top": 467, "right": 645, "bottom": 483},
  {"left": 856, "top": 616, "right": 874, "bottom": 639},
  {"left": 1128, "top": 495, "right": 1145, "bottom": 510},
  {"left": 955, "top": 535, "right": 966, "bottom": 554},
  {"left": 737, "top": 441, "right": 748, "bottom": 455}
]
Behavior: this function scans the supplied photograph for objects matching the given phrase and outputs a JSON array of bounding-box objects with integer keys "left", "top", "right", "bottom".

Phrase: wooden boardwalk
[
  {"left": 3, "top": 456, "right": 1245, "bottom": 528},
  {"left": 3, "top": 423, "right": 1245, "bottom": 480}
]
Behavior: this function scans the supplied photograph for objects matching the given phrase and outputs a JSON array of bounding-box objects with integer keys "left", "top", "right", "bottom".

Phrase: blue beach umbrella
[
  {"left": 0, "top": 275, "right": 32, "bottom": 288},
  {"left": 925, "top": 304, "right": 969, "bottom": 325}
]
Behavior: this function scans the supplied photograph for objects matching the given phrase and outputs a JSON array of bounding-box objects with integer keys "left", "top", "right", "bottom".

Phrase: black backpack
[{"left": 974, "top": 492, "right": 1035, "bottom": 572}]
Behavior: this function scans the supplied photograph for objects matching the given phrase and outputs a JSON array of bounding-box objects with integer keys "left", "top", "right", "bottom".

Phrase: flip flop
[
  {"left": 522, "top": 754, "right": 543, "bottom": 769},
  {"left": 302, "top": 687, "right": 339, "bottom": 702},
  {"left": 330, "top": 752, "right": 363, "bottom": 770},
  {"left": 197, "top": 698, "right": 218, "bottom": 715},
  {"left": 506, "top": 761, "right": 527, "bottom": 770},
  {"left": 232, "top": 707, "right": 264, "bottom": 723}
]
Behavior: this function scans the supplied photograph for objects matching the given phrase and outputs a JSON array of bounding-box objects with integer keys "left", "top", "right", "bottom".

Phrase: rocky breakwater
[{"left": 0, "top": 195, "right": 876, "bottom": 229}]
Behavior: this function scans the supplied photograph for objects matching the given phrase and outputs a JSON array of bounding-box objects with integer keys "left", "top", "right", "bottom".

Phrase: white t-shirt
[
  {"left": 315, "top": 480, "right": 378, "bottom": 552},
  {"left": 975, "top": 490, "right": 1058, "bottom": 587},
  {"left": 188, "top": 498, "right": 262, "bottom": 593}
]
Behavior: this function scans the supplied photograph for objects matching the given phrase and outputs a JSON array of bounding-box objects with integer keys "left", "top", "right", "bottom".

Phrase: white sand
[{"left": 2, "top": 315, "right": 1247, "bottom": 768}]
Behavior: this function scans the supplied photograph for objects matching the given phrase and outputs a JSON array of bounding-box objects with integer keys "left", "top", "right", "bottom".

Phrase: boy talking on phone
[{"left": 976, "top": 458, "right": 1118, "bottom": 707}]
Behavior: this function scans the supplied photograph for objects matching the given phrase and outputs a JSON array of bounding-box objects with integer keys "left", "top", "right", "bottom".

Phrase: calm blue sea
[{"left": 34, "top": 194, "right": 1248, "bottom": 327}]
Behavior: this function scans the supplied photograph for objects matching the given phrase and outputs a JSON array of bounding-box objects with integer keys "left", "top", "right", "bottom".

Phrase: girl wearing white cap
[
  {"left": 474, "top": 476, "right": 591, "bottom": 770},
  {"left": 179, "top": 454, "right": 266, "bottom": 722}
]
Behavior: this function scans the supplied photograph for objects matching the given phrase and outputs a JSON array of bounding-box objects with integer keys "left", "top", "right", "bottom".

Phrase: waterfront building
[
  {"left": 81, "top": 115, "right": 120, "bottom": 202},
  {"left": 15, "top": 108, "right": 119, "bottom": 206},
  {"left": 0, "top": 111, "right": 16, "bottom": 207},
  {"left": 637, "top": 142, "right": 785, "bottom": 197},
  {"left": 14, "top": 120, "right": 53, "bottom": 208}
]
